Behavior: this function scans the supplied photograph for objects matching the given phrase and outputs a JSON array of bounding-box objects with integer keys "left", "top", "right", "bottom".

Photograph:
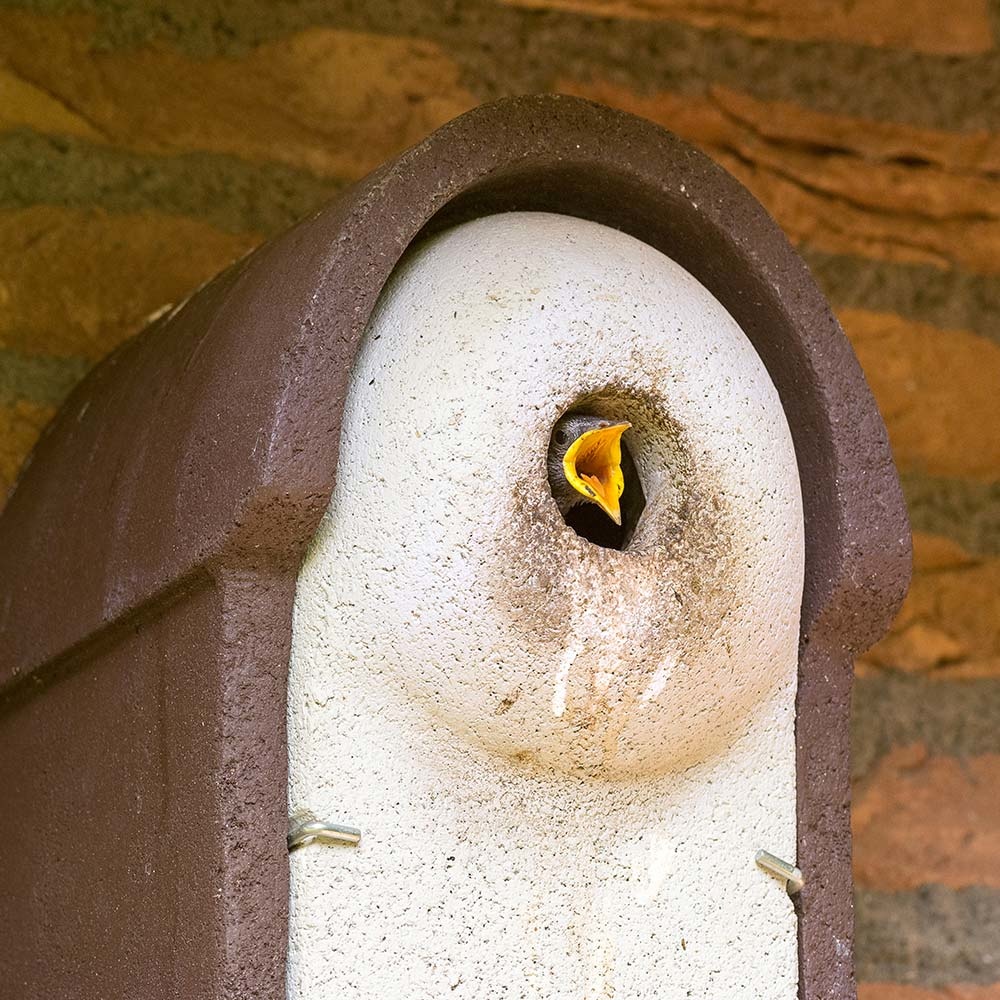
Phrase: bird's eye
[{"left": 555, "top": 429, "right": 569, "bottom": 445}]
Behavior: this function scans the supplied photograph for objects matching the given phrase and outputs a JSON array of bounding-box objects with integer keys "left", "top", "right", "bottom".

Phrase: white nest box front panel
[{"left": 287, "top": 212, "right": 804, "bottom": 998}]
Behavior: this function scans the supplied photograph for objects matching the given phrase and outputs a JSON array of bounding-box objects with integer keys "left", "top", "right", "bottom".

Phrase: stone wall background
[{"left": 1, "top": 2, "right": 998, "bottom": 996}]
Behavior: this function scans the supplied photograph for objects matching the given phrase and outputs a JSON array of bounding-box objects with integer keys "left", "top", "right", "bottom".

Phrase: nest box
[{"left": 0, "top": 96, "right": 910, "bottom": 999}]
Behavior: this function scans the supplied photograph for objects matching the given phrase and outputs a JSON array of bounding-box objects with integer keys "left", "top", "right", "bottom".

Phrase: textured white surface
[{"left": 287, "top": 212, "right": 804, "bottom": 998}]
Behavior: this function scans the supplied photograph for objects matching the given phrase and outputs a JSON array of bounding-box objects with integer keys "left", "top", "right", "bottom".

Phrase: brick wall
[{"left": 1, "top": 2, "right": 998, "bottom": 995}]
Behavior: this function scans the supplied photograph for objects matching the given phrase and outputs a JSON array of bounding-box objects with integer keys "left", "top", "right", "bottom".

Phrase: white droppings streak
[
  {"left": 551, "top": 640, "right": 581, "bottom": 718},
  {"left": 640, "top": 655, "right": 676, "bottom": 704}
]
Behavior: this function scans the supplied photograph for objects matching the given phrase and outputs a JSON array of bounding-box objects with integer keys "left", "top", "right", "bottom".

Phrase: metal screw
[
  {"left": 288, "top": 814, "right": 362, "bottom": 852},
  {"left": 756, "top": 849, "right": 804, "bottom": 895}
]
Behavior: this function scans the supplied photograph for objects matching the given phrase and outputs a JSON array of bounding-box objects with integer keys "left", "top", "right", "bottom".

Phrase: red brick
[
  {"left": 558, "top": 80, "right": 1000, "bottom": 275},
  {"left": 710, "top": 87, "right": 1000, "bottom": 175},
  {"left": 0, "top": 400, "right": 55, "bottom": 501},
  {"left": 0, "top": 12, "right": 475, "bottom": 178},
  {"left": 0, "top": 65, "right": 103, "bottom": 139},
  {"left": 0, "top": 206, "right": 259, "bottom": 360},
  {"left": 860, "top": 984, "right": 1000, "bottom": 1000},
  {"left": 503, "top": 0, "right": 993, "bottom": 54},
  {"left": 839, "top": 310, "right": 1000, "bottom": 482},
  {"left": 863, "top": 533, "right": 1000, "bottom": 677},
  {"left": 853, "top": 745, "right": 1000, "bottom": 891}
]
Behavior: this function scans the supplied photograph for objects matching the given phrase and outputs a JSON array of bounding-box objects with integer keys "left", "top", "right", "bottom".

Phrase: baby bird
[{"left": 547, "top": 413, "right": 632, "bottom": 525}]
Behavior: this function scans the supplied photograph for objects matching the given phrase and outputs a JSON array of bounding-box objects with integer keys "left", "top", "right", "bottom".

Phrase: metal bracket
[
  {"left": 756, "top": 849, "right": 804, "bottom": 895},
  {"left": 288, "top": 814, "right": 362, "bottom": 852}
]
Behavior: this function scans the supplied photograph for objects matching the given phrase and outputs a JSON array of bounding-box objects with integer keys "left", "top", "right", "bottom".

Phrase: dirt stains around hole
[
  {"left": 487, "top": 382, "right": 753, "bottom": 776},
  {"left": 494, "top": 686, "right": 522, "bottom": 715}
]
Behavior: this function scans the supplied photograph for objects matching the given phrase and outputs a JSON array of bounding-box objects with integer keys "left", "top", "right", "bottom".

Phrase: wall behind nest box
[{"left": 1, "top": 3, "right": 999, "bottom": 997}]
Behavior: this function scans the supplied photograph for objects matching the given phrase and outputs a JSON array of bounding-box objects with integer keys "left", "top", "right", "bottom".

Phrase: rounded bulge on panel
[{"left": 315, "top": 211, "right": 805, "bottom": 779}]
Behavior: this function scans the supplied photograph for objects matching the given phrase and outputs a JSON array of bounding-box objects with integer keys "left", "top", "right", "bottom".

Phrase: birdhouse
[{"left": 0, "top": 96, "right": 910, "bottom": 999}]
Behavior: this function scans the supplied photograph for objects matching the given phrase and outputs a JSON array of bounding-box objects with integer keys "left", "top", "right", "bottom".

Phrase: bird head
[{"left": 548, "top": 414, "right": 632, "bottom": 525}]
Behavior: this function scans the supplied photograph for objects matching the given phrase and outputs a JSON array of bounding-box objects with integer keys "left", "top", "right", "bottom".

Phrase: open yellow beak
[{"left": 562, "top": 422, "right": 631, "bottom": 525}]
